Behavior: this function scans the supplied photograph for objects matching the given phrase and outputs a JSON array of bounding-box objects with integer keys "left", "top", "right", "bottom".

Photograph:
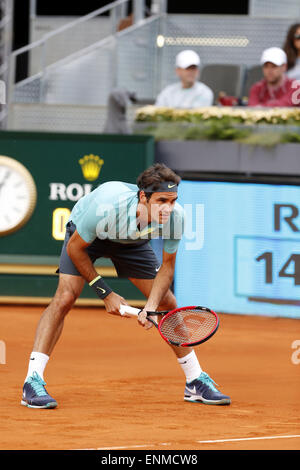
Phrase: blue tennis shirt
[{"left": 69, "top": 181, "right": 185, "bottom": 254}]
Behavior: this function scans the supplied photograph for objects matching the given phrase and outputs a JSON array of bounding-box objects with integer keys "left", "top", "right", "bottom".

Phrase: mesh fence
[
  {"left": 7, "top": 102, "right": 139, "bottom": 133},
  {"left": 249, "top": 0, "right": 300, "bottom": 18}
]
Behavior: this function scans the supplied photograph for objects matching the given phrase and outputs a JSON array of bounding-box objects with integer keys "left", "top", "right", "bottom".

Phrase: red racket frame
[{"left": 157, "top": 305, "right": 220, "bottom": 347}]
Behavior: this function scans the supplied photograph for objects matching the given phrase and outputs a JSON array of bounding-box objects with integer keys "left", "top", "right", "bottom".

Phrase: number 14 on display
[{"left": 256, "top": 252, "right": 300, "bottom": 286}]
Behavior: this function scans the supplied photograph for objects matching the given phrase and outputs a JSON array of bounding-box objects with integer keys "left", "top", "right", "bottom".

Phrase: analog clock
[{"left": 0, "top": 156, "right": 37, "bottom": 236}]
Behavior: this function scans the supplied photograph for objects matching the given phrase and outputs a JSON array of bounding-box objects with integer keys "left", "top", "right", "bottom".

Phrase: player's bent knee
[{"left": 53, "top": 290, "right": 78, "bottom": 314}]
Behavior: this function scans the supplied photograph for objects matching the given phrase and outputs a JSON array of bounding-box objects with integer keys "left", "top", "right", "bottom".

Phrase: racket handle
[{"left": 119, "top": 305, "right": 141, "bottom": 317}]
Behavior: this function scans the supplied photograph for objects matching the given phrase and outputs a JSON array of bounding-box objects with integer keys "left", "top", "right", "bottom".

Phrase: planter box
[{"left": 155, "top": 140, "right": 300, "bottom": 176}]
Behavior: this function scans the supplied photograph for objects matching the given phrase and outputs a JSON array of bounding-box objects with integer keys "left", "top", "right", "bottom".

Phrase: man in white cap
[
  {"left": 155, "top": 50, "right": 214, "bottom": 108},
  {"left": 248, "top": 47, "right": 300, "bottom": 106}
]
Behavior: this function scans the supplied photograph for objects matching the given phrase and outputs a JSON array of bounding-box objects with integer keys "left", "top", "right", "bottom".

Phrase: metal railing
[
  {"left": 9, "top": 14, "right": 161, "bottom": 108},
  {"left": 8, "top": 0, "right": 152, "bottom": 104}
]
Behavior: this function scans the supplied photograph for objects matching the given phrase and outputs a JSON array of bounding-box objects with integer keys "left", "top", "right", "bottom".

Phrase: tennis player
[{"left": 21, "top": 163, "right": 230, "bottom": 408}]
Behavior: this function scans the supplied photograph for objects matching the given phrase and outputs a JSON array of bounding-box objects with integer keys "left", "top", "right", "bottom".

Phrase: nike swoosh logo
[
  {"left": 138, "top": 227, "right": 156, "bottom": 237},
  {"left": 185, "top": 385, "right": 196, "bottom": 394},
  {"left": 168, "top": 184, "right": 176, "bottom": 188},
  {"left": 155, "top": 266, "right": 160, "bottom": 272},
  {"left": 96, "top": 287, "right": 106, "bottom": 294},
  {"left": 30, "top": 358, "right": 35, "bottom": 361}
]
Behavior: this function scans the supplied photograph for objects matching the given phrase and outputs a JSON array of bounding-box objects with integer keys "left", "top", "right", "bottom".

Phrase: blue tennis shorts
[{"left": 57, "top": 221, "right": 161, "bottom": 279}]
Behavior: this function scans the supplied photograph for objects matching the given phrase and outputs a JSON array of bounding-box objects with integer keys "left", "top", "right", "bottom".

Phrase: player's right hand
[{"left": 103, "top": 292, "right": 128, "bottom": 316}]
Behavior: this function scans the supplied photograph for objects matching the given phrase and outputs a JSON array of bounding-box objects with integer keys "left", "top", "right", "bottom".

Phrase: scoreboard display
[{"left": 175, "top": 180, "right": 300, "bottom": 319}]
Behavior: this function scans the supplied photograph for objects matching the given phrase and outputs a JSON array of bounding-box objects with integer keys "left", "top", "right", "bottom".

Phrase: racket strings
[{"left": 159, "top": 309, "right": 217, "bottom": 345}]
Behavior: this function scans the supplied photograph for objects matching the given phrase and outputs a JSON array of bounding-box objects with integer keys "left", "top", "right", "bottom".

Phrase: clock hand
[{"left": 0, "top": 170, "right": 11, "bottom": 193}]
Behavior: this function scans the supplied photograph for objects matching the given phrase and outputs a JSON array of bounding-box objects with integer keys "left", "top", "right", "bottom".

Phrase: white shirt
[
  {"left": 287, "top": 57, "right": 300, "bottom": 82},
  {"left": 155, "top": 82, "right": 214, "bottom": 108}
]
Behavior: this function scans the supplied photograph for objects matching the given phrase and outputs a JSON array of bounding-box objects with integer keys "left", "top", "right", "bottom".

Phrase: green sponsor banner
[
  {"left": 0, "top": 131, "right": 154, "bottom": 257},
  {"left": 0, "top": 275, "right": 146, "bottom": 300}
]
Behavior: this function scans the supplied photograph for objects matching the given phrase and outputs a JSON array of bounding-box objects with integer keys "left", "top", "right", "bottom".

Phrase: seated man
[
  {"left": 155, "top": 50, "right": 214, "bottom": 108},
  {"left": 248, "top": 47, "right": 300, "bottom": 107}
]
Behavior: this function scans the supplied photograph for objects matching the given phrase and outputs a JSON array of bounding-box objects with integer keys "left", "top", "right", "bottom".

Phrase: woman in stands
[{"left": 283, "top": 23, "right": 300, "bottom": 81}]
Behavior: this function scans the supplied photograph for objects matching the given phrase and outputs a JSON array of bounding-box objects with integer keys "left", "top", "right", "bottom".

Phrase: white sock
[
  {"left": 177, "top": 350, "right": 202, "bottom": 383},
  {"left": 25, "top": 351, "right": 49, "bottom": 382}
]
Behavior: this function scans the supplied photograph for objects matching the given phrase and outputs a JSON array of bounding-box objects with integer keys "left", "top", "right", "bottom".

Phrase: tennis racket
[{"left": 119, "top": 305, "right": 219, "bottom": 347}]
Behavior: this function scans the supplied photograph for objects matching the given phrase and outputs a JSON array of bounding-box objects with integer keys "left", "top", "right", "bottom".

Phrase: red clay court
[{"left": 0, "top": 304, "right": 299, "bottom": 450}]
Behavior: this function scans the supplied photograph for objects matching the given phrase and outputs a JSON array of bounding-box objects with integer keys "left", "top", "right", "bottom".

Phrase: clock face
[{"left": 0, "top": 156, "right": 37, "bottom": 236}]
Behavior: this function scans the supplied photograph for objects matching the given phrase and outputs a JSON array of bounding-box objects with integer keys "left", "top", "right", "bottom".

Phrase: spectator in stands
[
  {"left": 283, "top": 23, "right": 300, "bottom": 81},
  {"left": 248, "top": 47, "right": 300, "bottom": 107},
  {"left": 155, "top": 50, "right": 214, "bottom": 108}
]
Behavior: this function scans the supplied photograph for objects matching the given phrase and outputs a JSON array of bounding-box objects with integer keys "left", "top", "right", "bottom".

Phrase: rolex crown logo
[{"left": 79, "top": 154, "right": 104, "bottom": 181}]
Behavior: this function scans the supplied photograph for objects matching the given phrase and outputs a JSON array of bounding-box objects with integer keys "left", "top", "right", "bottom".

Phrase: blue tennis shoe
[
  {"left": 184, "top": 372, "right": 231, "bottom": 405},
  {"left": 21, "top": 371, "right": 57, "bottom": 409}
]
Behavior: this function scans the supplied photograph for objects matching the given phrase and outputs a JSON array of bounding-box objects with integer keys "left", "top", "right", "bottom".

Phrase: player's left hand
[{"left": 138, "top": 309, "right": 157, "bottom": 330}]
